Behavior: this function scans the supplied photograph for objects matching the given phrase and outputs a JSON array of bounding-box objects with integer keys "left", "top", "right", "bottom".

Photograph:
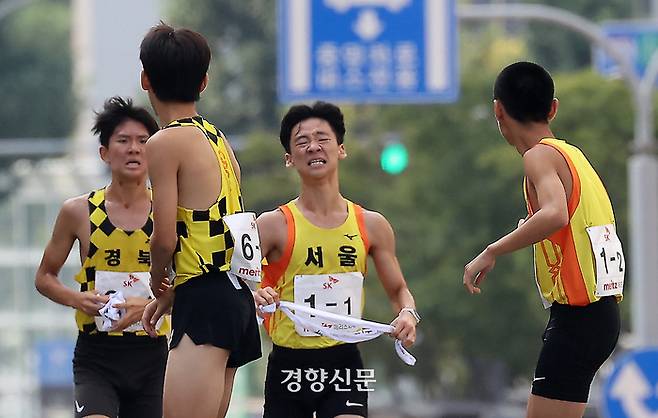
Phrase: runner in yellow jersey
[
  {"left": 463, "top": 62, "right": 622, "bottom": 418},
  {"left": 35, "top": 97, "right": 167, "bottom": 418},
  {"left": 255, "top": 102, "right": 419, "bottom": 418},
  {"left": 139, "top": 23, "right": 261, "bottom": 418}
]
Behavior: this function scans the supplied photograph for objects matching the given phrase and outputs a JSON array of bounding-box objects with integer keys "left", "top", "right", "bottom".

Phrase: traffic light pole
[{"left": 458, "top": 3, "right": 658, "bottom": 347}]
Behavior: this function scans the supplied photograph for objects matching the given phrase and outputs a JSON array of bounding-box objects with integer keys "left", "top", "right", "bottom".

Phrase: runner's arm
[
  {"left": 146, "top": 132, "right": 180, "bottom": 296},
  {"left": 35, "top": 198, "right": 108, "bottom": 315},
  {"left": 487, "top": 145, "right": 569, "bottom": 256},
  {"left": 463, "top": 146, "right": 569, "bottom": 294},
  {"left": 365, "top": 211, "right": 417, "bottom": 346},
  {"left": 253, "top": 210, "right": 286, "bottom": 306}
]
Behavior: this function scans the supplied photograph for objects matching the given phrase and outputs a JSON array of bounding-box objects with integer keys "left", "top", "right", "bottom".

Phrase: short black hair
[
  {"left": 493, "top": 61, "right": 554, "bottom": 123},
  {"left": 139, "top": 22, "right": 211, "bottom": 102},
  {"left": 92, "top": 96, "right": 159, "bottom": 147},
  {"left": 279, "top": 101, "right": 346, "bottom": 153}
]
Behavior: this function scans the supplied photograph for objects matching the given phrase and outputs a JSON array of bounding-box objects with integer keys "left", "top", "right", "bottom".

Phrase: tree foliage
[{"left": 0, "top": 0, "right": 73, "bottom": 138}]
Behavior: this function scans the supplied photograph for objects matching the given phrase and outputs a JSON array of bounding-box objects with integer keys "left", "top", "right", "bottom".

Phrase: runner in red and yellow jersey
[
  {"left": 463, "top": 62, "right": 622, "bottom": 418},
  {"left": 255, "top": 102, "right": 419, "bottom": 418}
]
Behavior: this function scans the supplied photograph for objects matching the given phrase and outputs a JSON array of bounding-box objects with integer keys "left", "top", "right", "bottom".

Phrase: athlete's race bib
[
  {"left": 293, "top": 272, "right": 363, "bottom": 337},
  {"left": 224, "top": 212, "right": 262, "bottom": 284},
  {"left": 586, "top": 224, "right": 625, "bottom": 297},
  {"left": 94, "top": 271, "right": 159, "bottom": 332}
]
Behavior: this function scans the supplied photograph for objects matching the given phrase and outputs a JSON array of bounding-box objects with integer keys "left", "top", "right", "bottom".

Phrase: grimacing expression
[
  {"left": 100, "top": 119, "right": 150, "bottom": 179},
  {"left": 285, "top": 118, "right": 346, "bottom": 176}
]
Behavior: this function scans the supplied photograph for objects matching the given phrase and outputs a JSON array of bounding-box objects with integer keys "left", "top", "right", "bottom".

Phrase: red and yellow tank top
[
  {"left": 73, "top": 188, "right": 170, "bottom": 336},
  {"left": 163, "top": 116, "right": 243, "bottom": 288},
  {"left": 525, "top": 138, "right": 617, "bottom": 307},
  {"left": 262, "top": 200, "right": 369, "bottom": 349}
]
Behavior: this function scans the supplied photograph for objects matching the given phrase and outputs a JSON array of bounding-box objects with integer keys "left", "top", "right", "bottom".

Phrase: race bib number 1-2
[
  {"left": 224, "top": 212, "right": 262, "bottom": 283},
  {"left": 586, "top": 224, "right": 625, "bottom": 297}
]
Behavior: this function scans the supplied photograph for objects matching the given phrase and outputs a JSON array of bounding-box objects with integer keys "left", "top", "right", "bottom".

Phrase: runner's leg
[
  {"left": 526, "top": 394, "right": 586, "bottom": 418},
  {"left": 163, "top": 334, "right": 230, "bottom": 418},
  {"left": 216, "top": 367, "right": 237, "bottom": 418}
]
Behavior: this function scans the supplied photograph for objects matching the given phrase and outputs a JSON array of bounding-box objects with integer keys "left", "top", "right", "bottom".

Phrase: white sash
[{"left": 260, "top": 301, "right": 416, "bottom": 366}]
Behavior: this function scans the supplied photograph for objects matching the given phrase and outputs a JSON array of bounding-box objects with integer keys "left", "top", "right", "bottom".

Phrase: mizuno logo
[
  {"left": 344, "top": 234, "right": 358, "bottom": 240},
  {"left": 532, "top": 377, "right": 546, "bottom": 382},
  {"left": 75, "top": 401, "right": 85, "bottom": 413},
  {"left": 346, "top": 400, "right": 364, "bottom": 407}
]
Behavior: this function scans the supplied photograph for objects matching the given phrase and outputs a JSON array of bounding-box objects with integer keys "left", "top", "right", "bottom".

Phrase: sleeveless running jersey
[
  {"left": 163, "top": 116, "right": 243, "bottom": 288},
  {"left": 262, "top": 200, "right": 369, "bottom": 349},
  {"left": 74, "top": 188, "right": 169, "bottom": 336},
  {"left": 524, "top": 138, "right": 619, "bottom": 307}
]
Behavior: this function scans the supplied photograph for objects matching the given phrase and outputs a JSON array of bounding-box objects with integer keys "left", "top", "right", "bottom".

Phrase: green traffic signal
[{"left": 380, "top": 142, "right": 409, "bottom": 175}]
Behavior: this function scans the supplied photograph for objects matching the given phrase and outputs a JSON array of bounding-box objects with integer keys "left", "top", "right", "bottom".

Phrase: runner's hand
[
  {"left": 390, "top": 312, "right": 417, "bottom": 348},
  {"left": 142, "top": 286, "right": 173, "bottom": 338},
  {"left": 73, "top": 291, "right": 110, "bottom": 316},
  {"left": 110, "top": 297, "right": 150, "bottom": 332},
  {"left": 463, "top": 247, "right": 496, "bottom": 294},
  {"left": 254, "top": 287, "right": 279, "bottom": 307}
]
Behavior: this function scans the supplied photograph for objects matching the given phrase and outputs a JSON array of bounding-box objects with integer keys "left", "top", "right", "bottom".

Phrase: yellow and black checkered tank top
[
  {"left": 73, "top": 188, "right": 169, "bottom": 336},
  {"left": 163, "top": 116, "right": 244, "bottom": 288}
]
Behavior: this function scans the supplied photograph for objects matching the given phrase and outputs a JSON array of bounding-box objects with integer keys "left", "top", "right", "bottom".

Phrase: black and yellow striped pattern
[
  {"left": 163, "top": 116, "right": 244, "bottom": 287},
  {"left": 73, "top": 188, "right": 169, "bottom": 336}
]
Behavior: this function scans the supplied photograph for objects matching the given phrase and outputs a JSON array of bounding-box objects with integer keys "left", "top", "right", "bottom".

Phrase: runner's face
[
  {"left": 285, "top": 118, "right": 346, "bottom": 177},
  {"left": 100, "top": 119, "right": 149, "bottom": 180}
]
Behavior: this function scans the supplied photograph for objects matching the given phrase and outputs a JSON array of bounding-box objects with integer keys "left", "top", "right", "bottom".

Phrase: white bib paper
[
  {"left": 94, "top": 271, "right": 160, "bottom": 332},
  {"left": 293, "top": 272, "right": 363, "bottom": 337},
  {"left": 224, "top": 212, "right": 262, "bottom": 286},
  {"left": 586, "top": 224, "right": 625, "bottom": 297}
]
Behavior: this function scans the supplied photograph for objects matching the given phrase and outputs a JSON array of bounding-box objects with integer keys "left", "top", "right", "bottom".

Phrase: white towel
[
  {"left": 259, "top": 301, "right": 416, "bottom": 366},
  {"left": 97, "top": 291, "right": 126, "bottom": 332}
]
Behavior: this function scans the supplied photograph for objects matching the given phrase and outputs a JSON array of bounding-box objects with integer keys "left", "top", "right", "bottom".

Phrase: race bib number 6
[
  {"left": 586, "top": 224, "right": 625, "bottom": 297},
  {"left": 224, "top": 212, "right": 262, "bottom": 282}
]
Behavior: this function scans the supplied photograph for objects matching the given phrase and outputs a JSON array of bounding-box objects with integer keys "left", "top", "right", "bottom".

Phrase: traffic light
[{"left": 380, "top": 142, "right": 408, "bottom": 175}]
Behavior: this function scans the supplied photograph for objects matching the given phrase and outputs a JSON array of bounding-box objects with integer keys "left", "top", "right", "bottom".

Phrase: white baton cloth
[
  {"left": 98, "top": 291, "right": 126, "bottom": 332},
  {"left": 260, "top": 301, "right": 416, "bottom": 366}
]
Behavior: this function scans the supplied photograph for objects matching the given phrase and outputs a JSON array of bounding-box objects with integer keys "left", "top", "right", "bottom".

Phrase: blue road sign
[
  {"left": 602, "top": 348, "right": 658, "bottom": 418},
  {"left": 278, "top": 0, "right": 459, "bottom": 103},
  {"left": 595, "top": 21, "right": 658, "bottom": 79},
  {"left": 35, "top": 339, "right": 74, "bottom": 387}
]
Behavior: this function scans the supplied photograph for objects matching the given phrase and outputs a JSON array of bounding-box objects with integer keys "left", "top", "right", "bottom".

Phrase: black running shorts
[
  {"left": 264, "top": 343, "right": 369, "bottom": 418},
  {"left": 531, "top": 296, "right": 620, "bottom": 403},
  {"left": 73, "top": 333, "right": 168, "bottom": 418},
  {"left": 170, "top": 271, "right": 262, "bottom": 368}
]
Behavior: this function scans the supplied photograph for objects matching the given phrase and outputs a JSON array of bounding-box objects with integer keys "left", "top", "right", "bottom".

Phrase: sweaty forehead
[{"left": 293, "top": 118, "right": 333, "bottom": 137}]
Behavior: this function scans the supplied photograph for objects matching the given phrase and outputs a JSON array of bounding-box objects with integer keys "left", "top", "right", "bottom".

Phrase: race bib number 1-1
[
  {"left": 586, "top": 224, "right": 625, "bottom": 297},
  {"left": 293, "top": 272, "right": 363, "bottom": 337},
  {"left": 224, "top": 212, "right": 262, "bottom": 283}
]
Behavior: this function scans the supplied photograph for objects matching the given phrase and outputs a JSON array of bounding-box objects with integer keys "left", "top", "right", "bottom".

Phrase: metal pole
[
  {"left": 629, "top": 51, "right": 658, "bottom": 347},
  {"left": 458, "top": 4, "right": 658, "bottom": 347}
]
